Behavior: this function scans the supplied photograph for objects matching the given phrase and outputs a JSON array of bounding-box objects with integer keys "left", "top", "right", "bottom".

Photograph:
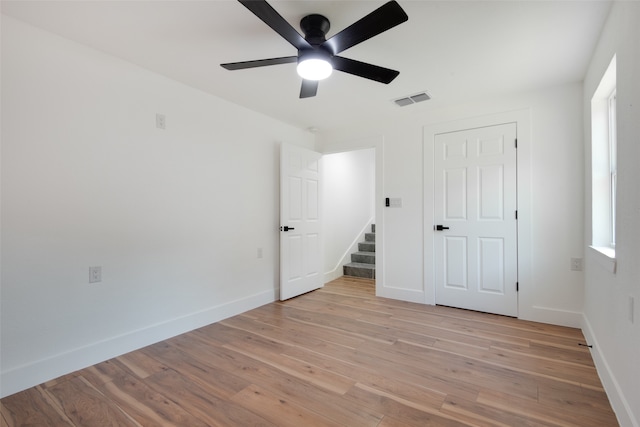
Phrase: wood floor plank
[
  {"left": 41, "top": 371, "right": 81, "bottom": 390},
  {"left": 219, "top": 314, "right": 336, "bottom": 350},
  {"left": 429, "top": 304, "right": 584, "bottom": 339},
  {"left": 241, "top": 310, "right": 368, "bottom": 349},
  {"left": 172, "top": 333, "right": 385, "bottom": 426},
  {"left": 300, "top": 290, "right": 396, "bottom": 315},
  {"left": 536, "top": 379, "right": 618, "bottom": 422},
  {"left": 476, "top": 389, "right": 618, "bottom": 427},
  {"left": 223, "top": 342, "right": 355, "bottom": 395},
  {"left": 139, "top": 340, "right": 251, "bottom": 399},
  {"left": 266, "top": 304, "right": 399, "bottom": 345},
  {"left": 424, "top": 337, "right": 602, "bottom": 387},
  {"left": 76, "top": 359, "right": 133, "bottom": 389},
  {"left": 344, "top": 382, "right": 467, "bottom": 427},
  {"left": 166, "top": 333, "right": 386, "bottom": 426},
  {"left": 94, "top": 371, "right": 209, "bottom": 427},
  {"left": 1, "top": 277, "right": 618, "bottom": 426},
  {"left": 200, "top": 322, "right": 284, "bottom": 347},
  {"left": 440, "top": 394, "right": 554, "bottom": 427},
  {"left": 145, "top": 368, "right": 279, "bottom": 427},
  {"left": 491, "top": 340, "right": 596, "bottom": 367},
  {"left": 1, "top": 386, "right": 74, "bottom": 427},
  {"left": 369, "top": 339, "right": 540, "bottom": 400},
  {"left": 114, "top": 349, "right": 170, "bottom": 379},
  {"left": 0, "top": 405, "right": 8, "bottom": 427},
  {"left": 46, "top": 377, "right": 139, "bottom": 426},
  {"left": 439, "top": 316, "right": 585, "bottom": 349},
  {"left": 230, "top": 384, "right": 344, "bottom": 427},
  {"left": 374, "top": 316, "right": 493, "bottom": 349},
  {"left": 282, "top": 345, "right": 478, "bottom": 403}
]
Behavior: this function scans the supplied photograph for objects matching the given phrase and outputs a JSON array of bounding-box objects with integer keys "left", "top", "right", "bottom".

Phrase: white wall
[
  {"left": 0, "top": 16, "right": 315, "bottom": 397},
  {"left": 322, "top": 148, "right": 375, "bottom": 282},
  {"left": 318, "top": 83, "right": 585, "bottom": 323},
  {"left": 582, "top": 2, "right": 640, "bottom": 426}
]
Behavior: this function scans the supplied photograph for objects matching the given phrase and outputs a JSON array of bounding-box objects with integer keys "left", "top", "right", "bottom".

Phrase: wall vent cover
[{"left": 394, "top": 91, "right": 431, "bottom": 107}]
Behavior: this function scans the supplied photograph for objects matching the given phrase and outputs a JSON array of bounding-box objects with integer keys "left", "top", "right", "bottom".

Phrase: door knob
[
  {"left": 281, "top": 226, "right": 296, "bottom": 231},
  {"left": 435, "top": 225, "right": 449, "bottom": 231}
]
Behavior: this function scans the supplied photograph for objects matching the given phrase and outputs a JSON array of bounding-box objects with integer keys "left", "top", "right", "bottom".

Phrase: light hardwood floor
[{"left": 1, "top": 277, "right": 618, "bottom": 426}]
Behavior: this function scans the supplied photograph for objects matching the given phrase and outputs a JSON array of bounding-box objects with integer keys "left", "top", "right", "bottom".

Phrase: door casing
[{"left": 423, "top": 110, "right": 532, "bottom": 317}]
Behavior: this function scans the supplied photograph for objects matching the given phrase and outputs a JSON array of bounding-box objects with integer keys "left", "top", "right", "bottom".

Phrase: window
[
  {"left": 608, "top": 89, "right": 617, "bottom": 247},
  {"left": 591, "top": 55, "right": 616, "bottom": 259}
]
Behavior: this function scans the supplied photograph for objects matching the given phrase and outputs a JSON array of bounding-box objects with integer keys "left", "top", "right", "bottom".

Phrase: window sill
[{"left": 589, "top": 246, "right": 617, "bottom": 274}]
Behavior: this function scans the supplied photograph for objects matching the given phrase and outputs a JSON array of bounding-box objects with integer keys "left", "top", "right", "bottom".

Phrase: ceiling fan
[{"left": 221, "top": 0, "right": 409, "bottom": 98}]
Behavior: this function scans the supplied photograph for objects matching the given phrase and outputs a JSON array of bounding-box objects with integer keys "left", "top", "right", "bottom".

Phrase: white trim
[
  {"left": 423, "top": 109, "right": 532, "bottom": 314},
  {"left": 377, "top": 286, "right": 426, "bottom": 304},
  {"left": 589, "top": 245, "right": 617, "bottom": 273},
  {"left": 0, "top": 288, "right": 276, "bottom": 398},
  {"left": 522, "top": 306, "right": 582, "bottom": 328},
  {"left": 582, "top": 315, "right": 638, "bottom": 427}
]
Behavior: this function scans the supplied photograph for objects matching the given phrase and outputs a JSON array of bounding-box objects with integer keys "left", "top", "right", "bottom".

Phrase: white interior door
[
  {"left": 434, "top": 123, "right": 518, "bottom": 316},
  {"left": 280, "top": 143, "right": 323, "bottom": 300}
]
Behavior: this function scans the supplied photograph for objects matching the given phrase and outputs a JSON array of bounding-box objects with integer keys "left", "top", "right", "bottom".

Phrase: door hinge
[
  {"left": 515, "top": 138, "right": 518, "bottom": 148},
  {"left": 516, "top": 282, "right": 519, "bottom": 292},
  {"left": 515, "top": 210, "right": 518, "bottom": 220}
]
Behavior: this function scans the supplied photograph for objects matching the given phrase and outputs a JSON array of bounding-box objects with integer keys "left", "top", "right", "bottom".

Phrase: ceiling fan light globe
[{"left": 297, "top": 58, "right": 333, "bottom": 81}]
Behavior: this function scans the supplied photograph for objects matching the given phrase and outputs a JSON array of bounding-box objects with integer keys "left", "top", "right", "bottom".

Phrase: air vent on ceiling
[{"left": 394, "top": 91, "right": 431, "bottom": 107}]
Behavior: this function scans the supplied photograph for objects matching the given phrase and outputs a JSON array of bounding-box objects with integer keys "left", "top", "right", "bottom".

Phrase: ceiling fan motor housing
[{"left": 300, "top": 14, "right": 331, "bottom": 46}]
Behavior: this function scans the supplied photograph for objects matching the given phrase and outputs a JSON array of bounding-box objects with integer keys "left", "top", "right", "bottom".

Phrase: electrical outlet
[
  {"left": 570, "top": 257, "right": 583, "bottom": 271},
  {"left": 89, "top": 266, "right": 102, "bottom": 283},
  {"left": 156, "top": 113, "right": 166, "bottom": 129}
]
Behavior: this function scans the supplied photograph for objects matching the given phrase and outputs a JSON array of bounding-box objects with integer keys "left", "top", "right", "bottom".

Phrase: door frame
[
  {"left": 321, "top": 136, "right": 386, "bottom": 296},
  {"left": 423, "top": 110, "right": 532, "bottom": 316}
]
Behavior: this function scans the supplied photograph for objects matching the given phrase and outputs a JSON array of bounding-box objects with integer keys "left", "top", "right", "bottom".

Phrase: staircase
[{"left": 343, "top": 224, "right": 376, "bottom": 279}]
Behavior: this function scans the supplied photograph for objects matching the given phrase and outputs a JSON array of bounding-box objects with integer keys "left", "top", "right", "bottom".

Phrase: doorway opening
[{"left": 322, "top": 148, "right": 376, "bottom": 284}]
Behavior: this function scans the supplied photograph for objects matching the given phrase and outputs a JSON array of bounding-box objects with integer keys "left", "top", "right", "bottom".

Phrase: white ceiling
[{"left": 1, "top": 0, "right": 611, "bottom": 132}]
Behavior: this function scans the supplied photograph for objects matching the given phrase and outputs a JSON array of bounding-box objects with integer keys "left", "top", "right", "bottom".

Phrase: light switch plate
[
  {"left": 156, "top": 113, "right": 166, "bottom": 129},
  {"left": 89, "top": 266, "right": 102, "bottom": 283}
]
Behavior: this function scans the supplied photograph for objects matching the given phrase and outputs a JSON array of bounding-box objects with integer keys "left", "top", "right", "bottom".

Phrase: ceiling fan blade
[
  {"left": 238, "top": 0, "right": 311, "bottom": 50},
  {"left": 300, "top": 79, "right": 319, "bottom": 98},
  {"left": 324, "top": 1, "right": 408, "bottom": 54},
  {"left": 332, "top": 56, "right": 399, "bottom": 84},
  {"left": 221, "top": 56, "right": 298, "bottom": 70}
]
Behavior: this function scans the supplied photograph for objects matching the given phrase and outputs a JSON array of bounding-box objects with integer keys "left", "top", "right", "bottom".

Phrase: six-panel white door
[
  {"left": 280, "top": 143, "right": 323, "bottom": 300},
  {"left": 434, "top": 123, "right": 518, "bottom": 316}
]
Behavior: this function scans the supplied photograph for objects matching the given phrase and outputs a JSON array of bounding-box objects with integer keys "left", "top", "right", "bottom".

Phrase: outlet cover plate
[
  {"left": 570, "top": 258, "right": 583, "bottom": 271},
  {"left": 89, "top": 266, "right": 102, "bottom": 283}
]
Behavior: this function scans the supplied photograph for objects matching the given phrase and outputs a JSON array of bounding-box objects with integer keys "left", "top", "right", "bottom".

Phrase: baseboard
[
  {"left": 582, "top": 315, "right": 638, "bottom": 427},
  {"left": 377, "top": 286, "right": 426, "bottom": 304},
  {"left": 324, "top": 269, "right": 344, "bottom": 283},
  {"left": 0, "top": 288, "right": 277, "bottom": 398},
  {"left": 520, "top": 305, "right": 583, "bottom": 328}
]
